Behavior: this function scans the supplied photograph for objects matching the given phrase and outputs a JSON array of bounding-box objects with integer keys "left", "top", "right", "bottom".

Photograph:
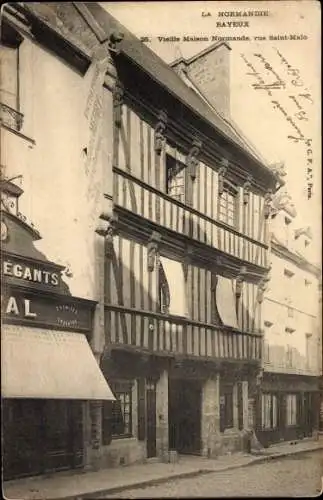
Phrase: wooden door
[
  {"left": 146, "top": 379, "right": 157, "bottom": 458},
  {"left": 3, "top": 399, "right": 83, "bottom": 480}
]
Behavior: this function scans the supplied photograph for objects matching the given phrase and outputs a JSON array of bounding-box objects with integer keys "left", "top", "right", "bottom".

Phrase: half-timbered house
[{"left": 1, "top": 2, "right": 282, "bottom": 472}]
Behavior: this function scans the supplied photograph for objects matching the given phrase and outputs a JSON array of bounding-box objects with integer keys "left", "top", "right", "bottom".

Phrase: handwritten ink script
[{"left": 241, "top": 49, "right": 314, "bottom": 200}]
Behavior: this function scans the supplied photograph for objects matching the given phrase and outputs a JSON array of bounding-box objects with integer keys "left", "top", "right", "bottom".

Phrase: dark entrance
[
  {"left": 168, "top": 378, "right": 201, "bottom": 454},
  {"left": 3, "top": 398, "right": 83, "bottom": 480},
  {"left": 302, "top": 392, "right": 314, "bottom": 437},
  {"left": 146, "top": 379, "right": 157, "bottom": 458}
]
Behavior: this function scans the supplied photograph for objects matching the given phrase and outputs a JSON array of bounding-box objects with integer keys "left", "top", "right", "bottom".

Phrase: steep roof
[
  {"left": 15, "top": 2, "right": 277, "bottom": 185},
  {"left": 84, "top": 3, "right": 276, "bottom": 178}
]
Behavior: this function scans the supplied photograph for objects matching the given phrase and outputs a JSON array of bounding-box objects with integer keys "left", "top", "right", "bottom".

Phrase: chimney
[{"left": 171, "top": 42, "right": 231, "bottom": 119}]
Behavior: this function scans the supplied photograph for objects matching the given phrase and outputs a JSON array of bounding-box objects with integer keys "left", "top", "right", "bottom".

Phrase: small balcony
[
  {"left": 105, "top": 305, "right": 262, "bottom": 363},
  {"left": 0, "top": 102, "right": 24, "bottom": 132},
  {"left": 113, "top": 167, "right": 268, "bottom": 269}
]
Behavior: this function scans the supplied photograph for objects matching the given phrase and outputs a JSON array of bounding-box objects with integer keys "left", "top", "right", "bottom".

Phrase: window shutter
[{"left": 137, "top": 378, "right": 146, "bottom": 441}]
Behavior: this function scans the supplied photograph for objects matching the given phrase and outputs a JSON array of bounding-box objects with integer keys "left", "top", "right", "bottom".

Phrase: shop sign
[
  {"left": 1, "top": 292, "right": 94, "bottom": 333},
  {"left": 2, "top": 257, "right": 62, "bottom": 289}
]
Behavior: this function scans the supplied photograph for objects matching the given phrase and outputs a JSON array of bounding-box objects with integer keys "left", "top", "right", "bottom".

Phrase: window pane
[
  {"left": 166, "top": 155, "right": 185, "bottom": 203},
  {"left": 0, "top": 46, "right": 18, "bottom": 108},
  {"left": 219, "top": 184, "right": 237, "bottom": 227}
]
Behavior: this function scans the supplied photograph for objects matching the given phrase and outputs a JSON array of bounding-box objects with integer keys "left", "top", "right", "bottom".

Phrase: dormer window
[
  {"left": 284, "top": 216, "right": 292, "bottom": 226},
  {"left": 218, "top": 181, "right": 238, "bottom": 228},
  {"left": 305, "top": 279, "right": 312, "bottom": 286},
  {"left": 284, "top": 268, "right": 294, "bottom": 278},
  {"left": 304, "top": 239, "right": 310, "bottom": 247},
  {"left": 264, "top": 320, "right": 273, "bottom": 328},
  {"left": 285, "top": 327, "right": 295, "bottom": 334}
]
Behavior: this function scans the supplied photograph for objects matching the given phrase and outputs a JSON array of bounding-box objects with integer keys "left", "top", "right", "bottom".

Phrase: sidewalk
[{"left": 3, "top": 437, "right": 323, "bottom": 500}]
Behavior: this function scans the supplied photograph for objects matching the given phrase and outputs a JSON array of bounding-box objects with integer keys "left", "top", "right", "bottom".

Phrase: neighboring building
[
  {"left": 1, "top": 2, "right": 281, "bottom": 477},
  {"left": 258, "top": 190, "right": 321, "bottom": 446},
  {"left": 1, "top": 177, "right": 114, "bottom": 480}
]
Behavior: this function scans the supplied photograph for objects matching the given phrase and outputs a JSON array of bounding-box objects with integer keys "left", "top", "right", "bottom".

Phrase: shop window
[
  {"left": 261, "top": 393, "right": 278, "bottom": 429},
  {"left": 166, "top": 154, "right": 185, "bottom": 203},
  {"left": 158, "top": 262, "right": 170, "bottom": 314},
  {"left": 218, "top": 182, "right": 238, "bottom": 227},
  {"left": 102, "top": 380, "right": 133, "bottom": 443},
  {"left": 286, "top": 394, "right": 297, "bottom": 426}
]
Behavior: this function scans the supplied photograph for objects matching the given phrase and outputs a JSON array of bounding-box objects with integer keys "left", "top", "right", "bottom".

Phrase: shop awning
[
  {"left": 216, "top": 276, "right": 239, "bottom": 329},
  {"left": 1, "top": 325, "right": 115, "bottom": 400}
]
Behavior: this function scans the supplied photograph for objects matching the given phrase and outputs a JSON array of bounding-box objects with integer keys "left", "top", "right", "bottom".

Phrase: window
[
  {"left": 218, "top": 182, "right": 238, "bottom": 227},
  {"left": 166, "top": 154, "right": 185, "bottom": 203},
  {"left": 286, "top": 394, "right": 297, "bottom": 426},
  {"left": 261, "top": 393, "right": 278, "bottom": 429},
  {"left": 102, "top": 380, "right": 133, "bottom": 442},
  {"left": 158, "top": 262, "right": 170, "bottom": 314},
  {"left": 0, "top": 24, "right": 23, "bottom": 131}
]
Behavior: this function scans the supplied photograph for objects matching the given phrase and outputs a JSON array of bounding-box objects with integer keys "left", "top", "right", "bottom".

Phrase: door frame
[{"left": 146, "top": 379, "right": 157, "bottom": 458}]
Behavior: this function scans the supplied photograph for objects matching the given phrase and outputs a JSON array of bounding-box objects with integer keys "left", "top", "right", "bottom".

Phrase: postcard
[{"left": 1, "top": 1, "right": 322, "bottom": 497}]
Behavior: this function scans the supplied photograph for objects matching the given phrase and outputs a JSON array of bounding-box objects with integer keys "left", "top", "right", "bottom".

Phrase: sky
[{"left": 100, "top": 1, "right": 321, "bottom": 264}]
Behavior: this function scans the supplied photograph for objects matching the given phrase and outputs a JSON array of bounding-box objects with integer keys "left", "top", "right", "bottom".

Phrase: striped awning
[{"left": 1, "top": 324, "right": 115, "bottom": 400}]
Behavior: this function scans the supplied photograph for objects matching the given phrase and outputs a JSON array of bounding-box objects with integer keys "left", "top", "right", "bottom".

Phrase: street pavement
[
  {"left": 103, "top": 452, "right": 323, "bottom": 498},
  {"left": 3, "top": 438, "right": 323, "bottom": 499}
]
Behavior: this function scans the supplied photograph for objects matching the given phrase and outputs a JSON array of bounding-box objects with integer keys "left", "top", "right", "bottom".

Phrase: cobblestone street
[{"left": 103, "top": 452, "right": 323, "bottom": 498}]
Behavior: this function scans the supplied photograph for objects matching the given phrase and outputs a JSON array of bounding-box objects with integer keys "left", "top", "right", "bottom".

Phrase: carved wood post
[
  {"left": 154, "top": 110, "right": 167, "bottom": 156},
  {"left": 235, "top": 266, "right": 247, "bottom": 325},
  {"left": 113, "top": 80, "right": 124, "bottom": 128},
  {"left": 154, "top": 111, "right": 167, "bottom": 223},
  {"left": 147, "top": 231, "right": 162, "bottom": 272}
]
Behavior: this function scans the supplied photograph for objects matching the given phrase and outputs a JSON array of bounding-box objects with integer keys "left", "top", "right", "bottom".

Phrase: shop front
[
  {"left": 257, "top": 372, "right": 320, "bottom": 447},
  {"left": 1, "top": 190, "right": 114, "bottom": 480}
]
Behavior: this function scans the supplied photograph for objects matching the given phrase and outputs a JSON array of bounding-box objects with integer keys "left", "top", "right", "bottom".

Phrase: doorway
[
  {"left": 146, "top": 379, "right": 157, "bottom": 458},
  {"left": 168, "top": 378, "right": 202, "bottom": 454},
  {"left": 303, "top": 392, "right": 313, "bottom": 437},
  {"left": 3, "top": 399, "right": 83, "bottom": 480}
]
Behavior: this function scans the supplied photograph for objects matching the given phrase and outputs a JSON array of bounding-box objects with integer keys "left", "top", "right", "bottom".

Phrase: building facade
[
  {"left": 257, "top": 190, "right": 321, "bottom": 446},
  {"left": 171, "top": 40, "right": 322, "bottom": 448},
  {"left": 1, "top": 2, "right": 282, "bottom": 476},
  {"left": 1, "top": 178, "right": 114, "bottom": 480}
]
